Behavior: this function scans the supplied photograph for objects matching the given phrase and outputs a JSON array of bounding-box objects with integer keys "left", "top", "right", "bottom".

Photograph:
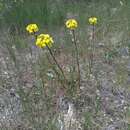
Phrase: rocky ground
[{"left": 0, "top": 30, "right": 130, "bottom": 130}]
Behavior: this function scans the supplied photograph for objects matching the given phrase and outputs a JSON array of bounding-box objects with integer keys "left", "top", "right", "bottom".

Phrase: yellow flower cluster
[
  {"left": 26, "top": 17, "right": 98, "bottom": 48},
  {"left": 88, "top": 17, "right": 97, "bottom": 25},
  {"left": 36, "top": 34, "right": 54, "bottom": 48},
  {"left": 26, "top": 24, "right": 39, "bottom": 34},
  {"left": 65, "top": 19, "right": 78, "bottom": 30}
]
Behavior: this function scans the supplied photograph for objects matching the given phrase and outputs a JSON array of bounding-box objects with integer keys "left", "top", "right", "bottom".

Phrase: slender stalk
[
  {"left": 33, "top": 32, "right": 37, "bottom": 39},
  {"left": 89, "top": 24, "right": 95, "bottom": 75},
  {"left": 71, "top": 30, "right": 81, "bottom": 92},
  {"left": 45, "top": 44, "right": 67, "bottom": 85},
  {"left": 45, "top": 52, "right": 66, "bottom": 88},
  {"left": 92, "top": 24, "right": 95, "bottom": 59}
]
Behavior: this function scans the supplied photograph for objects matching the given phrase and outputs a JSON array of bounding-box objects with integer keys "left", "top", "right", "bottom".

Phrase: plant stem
[
  {"left": 33, "top": 32, "right": 37, "bottom": 39},
  {"left": 45, "top": 44, "right": 67, "bottom": 85},
  {"left": 89, "top": 24, "right": 95, "bottom": 75},
  {"left": 71, "top": 30, "right": 81, "bottom": 92},
  {"left": 46, "top": 52, "right": 66, "bottom": 88}
]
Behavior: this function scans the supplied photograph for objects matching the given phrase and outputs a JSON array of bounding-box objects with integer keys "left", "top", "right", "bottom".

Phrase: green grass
[
  {"left": 1, "top": 0, "right": 130, "bottom": 33},
  {"left": 1, "top": 0, "right": 66, "bottom": 31}
]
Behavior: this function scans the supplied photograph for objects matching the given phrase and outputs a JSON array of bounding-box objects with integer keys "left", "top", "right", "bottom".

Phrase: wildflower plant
[
  {"left": 26, "top": 25, "right": 67, "bottom": 88},
  {"left": 65, "top": 19, "right": 81, "bottom": 93},
  {"left": 25, "top": 18, "right": 98, "bottom": 95},
  {"left": 88, "top": 16, "right": 97, "bottom": 74}
]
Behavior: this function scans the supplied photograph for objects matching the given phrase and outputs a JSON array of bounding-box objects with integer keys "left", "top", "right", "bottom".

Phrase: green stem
[
  {"left": 45, "top": 44, "right": 67, "bottom": 85},
  {"left": 45, "top": 52, "right": 66, "bottom": 88},
  {"left": 90, "top": 24, "right": 95, "bottom": 75},
  {"left": 71, "top": 30, "right": 81, "bottom": 92},
  {"left": 33, "top": 32, "right": 37, "bottom": 39}
]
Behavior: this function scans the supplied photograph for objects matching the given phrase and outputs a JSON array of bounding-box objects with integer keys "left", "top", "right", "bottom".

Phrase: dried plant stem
[{"left": 71, "top": 30, "right": 81, "bottom": 92}]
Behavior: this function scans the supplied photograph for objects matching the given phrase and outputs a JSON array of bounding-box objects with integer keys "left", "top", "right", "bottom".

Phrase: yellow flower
[
  {"left": 65, "top": 19, "right": 78, "bottom": 30},
  {"left": 88, "top": 17, "right": 97, "bottom": 25},
  {"left": 26, "top": 24, "right": 39, "bottom": 34},
  {"left": 36, "top": 34, "right": 54, "bottom": 48}
]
